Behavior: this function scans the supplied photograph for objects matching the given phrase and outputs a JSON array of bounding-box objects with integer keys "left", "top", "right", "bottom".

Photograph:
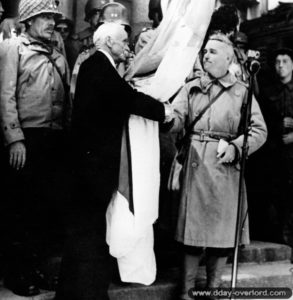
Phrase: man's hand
[
  {"left": 9, "top": 141, "right": 26, "bottom": 170},
  {"left": 282, "top": 132, "right": 293, "bottom": 145},
  {"left": 283, "top": 117, "right": 293, "bottom": 130},
  {"left": 135, "top": 28, "right": 156, "bottom": 54},
  {"left": 217, "top": 144, "right": 236, "bottom": 164}
]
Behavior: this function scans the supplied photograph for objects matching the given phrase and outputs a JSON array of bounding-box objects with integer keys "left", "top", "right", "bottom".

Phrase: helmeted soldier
[
  {"left": 70, "top": 1, "right": 131, "bottom": 100},
  {"left": 97, "top": 1, "right": 131, "bottom": 33},
  {"left": 0, "top": 0, "right": 71, "bottom": 296},
  {"left": 77, "top": 0, "right": 110, "bottom": 52},
  {"left": 55, "top": 15, "right": 79, "bottom": 71}
]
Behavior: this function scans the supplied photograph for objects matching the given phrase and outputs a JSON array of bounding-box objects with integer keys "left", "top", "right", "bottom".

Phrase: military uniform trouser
[{"left": 0, "top": 128, "right": 70, "bottom": 271}]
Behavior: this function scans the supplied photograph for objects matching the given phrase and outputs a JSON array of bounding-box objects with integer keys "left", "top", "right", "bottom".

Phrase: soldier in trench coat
[{"left": 169, "top": 33, "right": 267, "bottom": 300}]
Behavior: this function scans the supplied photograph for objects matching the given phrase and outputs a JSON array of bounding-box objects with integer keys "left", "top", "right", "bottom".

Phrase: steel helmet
[
  {"left": 98, "top": 2, "right": 130, "bottom": 32},
  {"left": 84, "top": 0, "right": 110, "bottom": 22},
  {"left": 19, "top": 0, "right": 62, "bottom": 23},
  {"left": 56, "top": 15, "right": 73, "bottom": 29}
]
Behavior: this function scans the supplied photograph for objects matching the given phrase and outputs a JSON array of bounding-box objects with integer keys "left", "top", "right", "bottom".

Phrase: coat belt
[{"left": 190, "top": 130, "right": 237, "bottom": 142}]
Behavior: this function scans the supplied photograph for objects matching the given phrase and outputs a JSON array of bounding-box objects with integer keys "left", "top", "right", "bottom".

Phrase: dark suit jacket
[
  {"left": 57, "top": 50, "right": 165, "bottom": 300},
  {"left": 71, "top": 50, "right": 165, "bottom": 208}
]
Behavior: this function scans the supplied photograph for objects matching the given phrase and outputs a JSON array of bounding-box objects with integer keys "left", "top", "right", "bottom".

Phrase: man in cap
[
  {"left": 55, "top": 22, "right": 172, "bottom": 300},
  {"left": 0, "top": 0, "right": 70, "bottom": 296},
  {"left": 259, "top": 48, "right": 293, "bottom": 256}
]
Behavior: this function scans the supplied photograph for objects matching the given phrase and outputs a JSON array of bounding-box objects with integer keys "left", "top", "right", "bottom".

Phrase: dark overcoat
[{"left": 56, "top": 50, "right": 165, "bottom": 300}]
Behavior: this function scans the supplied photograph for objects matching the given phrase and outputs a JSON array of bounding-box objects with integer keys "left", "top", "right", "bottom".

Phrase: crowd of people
[{"left": 0, "top": 0, "right": 291, "bottom": 300}]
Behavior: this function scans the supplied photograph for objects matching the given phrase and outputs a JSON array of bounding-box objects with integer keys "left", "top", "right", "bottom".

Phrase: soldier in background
[
  {"left": 69, "top": 0, "right": 110, "bottom": 99},
  {"left": 70, "top": 1, "right": 131, "bottom": 100},
  {"left": 77, "top": 0, "right": 110, "bottom": 52},
  {"left": 55, "top": 15, "right": 79, "bottom": 72},
  {"left": 259, "top": 48, "right": 293, "bottom": 253},
  {"left": 0, "top": 0, "right": 71, "bottom": 296}
]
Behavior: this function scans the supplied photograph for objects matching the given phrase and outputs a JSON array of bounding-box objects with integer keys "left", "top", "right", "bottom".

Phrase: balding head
[
  {"left": 203, "top": 33, "right": 234, "bottom": 78},
  {"left": 93, "top": 23, "right": 130, "bottom": 64}
]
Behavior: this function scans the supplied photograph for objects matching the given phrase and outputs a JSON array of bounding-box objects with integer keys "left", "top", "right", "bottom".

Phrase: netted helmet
[
  {"left": 19, "top": 0, "right": 62, "bottom": 23},
  {"left": 84, "top": 0, "right": 110, "bottom": 22},
  {"left": 98, "top": 2, "right": 130, "bottom": 33}
]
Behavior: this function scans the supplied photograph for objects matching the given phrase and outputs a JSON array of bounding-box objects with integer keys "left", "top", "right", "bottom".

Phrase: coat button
[{"left": 191, "top": 162, "right": 198, "bottom": 168}]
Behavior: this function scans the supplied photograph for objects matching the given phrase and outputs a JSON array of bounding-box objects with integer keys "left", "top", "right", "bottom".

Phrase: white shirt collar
[{"left": 98, "top": 49, "right": 116, "bottom": 69}]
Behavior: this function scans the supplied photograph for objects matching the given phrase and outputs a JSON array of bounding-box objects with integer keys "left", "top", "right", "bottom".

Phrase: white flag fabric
[{"left": 106, "top": 0, "right": 215, "bottom": 285}]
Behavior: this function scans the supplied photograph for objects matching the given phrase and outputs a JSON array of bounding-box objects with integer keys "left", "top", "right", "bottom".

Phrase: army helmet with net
[{"left": 19, "top": 0, "right": 61, "bottom": 23}]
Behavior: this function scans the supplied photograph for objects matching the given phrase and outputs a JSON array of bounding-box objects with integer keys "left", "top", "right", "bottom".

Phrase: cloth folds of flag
[{"left": 106, "top": 0, "right": 216, "bottom": 285}]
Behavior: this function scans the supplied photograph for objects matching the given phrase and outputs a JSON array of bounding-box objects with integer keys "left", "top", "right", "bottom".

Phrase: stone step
[
  {"left": 0, "top": 241, "right": 291, "bottom": 299},
  {"left": 156, "top": 241, "right": 292, "bottom": 269},
  {"left": 1, "top": 261, "right": 292, "bottom": 300},
  {"left": 231, "top": 241, "right": 292, "bottom": 264},
  {"left": 109, "top": 261, "right": 293, "bottom": 300}
]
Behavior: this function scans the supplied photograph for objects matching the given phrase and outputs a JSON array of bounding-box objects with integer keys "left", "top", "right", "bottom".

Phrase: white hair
[{"left": 93, "top": 23, "right": 125, "bottom": 48}]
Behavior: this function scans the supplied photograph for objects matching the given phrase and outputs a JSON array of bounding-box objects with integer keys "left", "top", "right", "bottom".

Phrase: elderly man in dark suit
[{"left": 55, "top": 22, "right": 171, "bottom": 300}]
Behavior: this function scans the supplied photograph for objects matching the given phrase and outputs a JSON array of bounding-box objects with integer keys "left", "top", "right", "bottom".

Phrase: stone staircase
[{"left": 0, "top": 241, "right": 292, "bottom": 300}]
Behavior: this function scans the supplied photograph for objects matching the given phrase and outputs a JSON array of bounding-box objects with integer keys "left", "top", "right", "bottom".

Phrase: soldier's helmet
[
  {"left": 84, "top": 0, "right": 110, "bottom": 22},
  {"left": 56, "top": 15, "right": 74, "bottom": 29},
  {"left": 19, "top": 0, "right": 62, "bottom": 23},
  {"left": 98, "top": 2, "right": 131, "bottom": 34}
]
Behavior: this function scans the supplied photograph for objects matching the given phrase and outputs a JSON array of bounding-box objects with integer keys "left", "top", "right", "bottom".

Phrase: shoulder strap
[
  {"left": 187, "top": 87, "right": 225, "bottom": 134},
  {"left": 43, "top": 52, "right": 68, "bottom": 90},
  {"left": 177, "top": 87, "right": 226, "bottom": 148}
]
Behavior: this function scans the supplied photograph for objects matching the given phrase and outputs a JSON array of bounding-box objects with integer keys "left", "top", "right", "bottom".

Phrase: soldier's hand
[
  {"left": 282, "top": 132, "right": 293, "bottom": 145},
  {"left": 9, "top": 141, "right": 26, "bottom": 170},
  {"left": 218, "top": 144, "right": 236, "bottom": 164}
]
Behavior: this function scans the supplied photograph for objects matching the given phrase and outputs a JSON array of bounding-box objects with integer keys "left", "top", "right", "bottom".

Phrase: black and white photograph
[{"left": 0, "top": 0, "right": 292, "bottom": 299}]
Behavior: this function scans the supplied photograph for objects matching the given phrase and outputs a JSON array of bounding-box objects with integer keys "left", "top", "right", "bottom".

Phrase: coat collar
[
  {"left": 97, "top": 49, "right": 116, "bottom": 69},
  {"left": 278, "top": 78, "right": 293, "bottom": 91},
  {"left": 191, "top": 71, "right": 238, "bottom": 93},
  {"left": 20, "top": 33, "right": 54, "bottom": 54}
]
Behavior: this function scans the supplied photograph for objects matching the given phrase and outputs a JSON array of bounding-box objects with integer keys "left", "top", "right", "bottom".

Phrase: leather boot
[
  {"left": 179, "top": 253, "right": 201, "bottom": 300},
  {"left": 3, "top": 242, "right": 42, "bottom": 296},
  {"left": 205, "top": 255, "right": 228, "bottom": 288}
]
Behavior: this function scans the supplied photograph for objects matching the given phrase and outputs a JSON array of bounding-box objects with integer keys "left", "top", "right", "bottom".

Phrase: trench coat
[{"left": 171, "top": 72, "right": 267, "bottom": 248}]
